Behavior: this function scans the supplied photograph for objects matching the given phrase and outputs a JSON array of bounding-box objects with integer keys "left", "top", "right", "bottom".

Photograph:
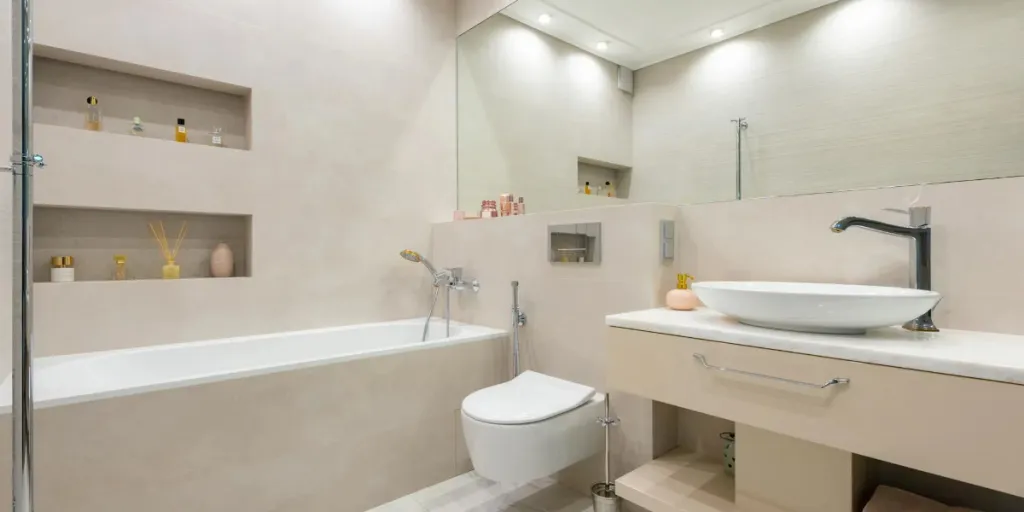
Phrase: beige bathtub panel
[
  {"left": 5, "top": 338, "right": 505, "bottom": 512},
  {"left": 0, "top": 420, "right": 8, "bottom": 509}
]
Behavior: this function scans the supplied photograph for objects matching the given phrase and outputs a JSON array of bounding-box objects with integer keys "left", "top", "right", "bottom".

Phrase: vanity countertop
[{"left": 606, "top": 308, "right": 1024, "bottom": 386}]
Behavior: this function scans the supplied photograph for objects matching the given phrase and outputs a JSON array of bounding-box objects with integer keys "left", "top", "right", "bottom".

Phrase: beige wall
[
  {"left": 431, "top": 203, "right": 679, "bottom": 492},
  {"left": 0, "top": 338, "right": 506, "bottom": 512},
  {"left": 456, "top": 0, "right": 517, "bottom": 35},
  {"left": 433, "top": 176, "right": 1024, "bottom": 495},
  {"left": 0, "top": 0, "right": 459, "bottom": 368},
  {"left": 678, "top": 176, "right": 1024, "bottom": 336},
  {"left": 634, "top": 0, "right": 1024, "bottom": 204},
  {"left": 457, "top": 14, "right": 632, "bottom": 213}
]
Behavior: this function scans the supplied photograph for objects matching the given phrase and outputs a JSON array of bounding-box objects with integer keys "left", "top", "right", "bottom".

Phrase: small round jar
[{"left": 50, "top": 256, "right": 75, "bottom": 283}]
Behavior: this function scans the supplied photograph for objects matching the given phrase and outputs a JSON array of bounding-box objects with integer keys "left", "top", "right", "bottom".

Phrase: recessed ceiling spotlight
[
  {"left": 710, "top": 28, "right": 725, "bottom": 39},
  {"left": 538, "top": 13, "right": 552, "bottom": 25},
  {"left": 596, "top": 41, "right": 609, "bottom": 51}
]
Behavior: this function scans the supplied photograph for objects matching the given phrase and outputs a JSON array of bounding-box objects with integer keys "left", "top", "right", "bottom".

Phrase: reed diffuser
[{"left": 148, "top": 221, "right": 188, "bottom": 279}]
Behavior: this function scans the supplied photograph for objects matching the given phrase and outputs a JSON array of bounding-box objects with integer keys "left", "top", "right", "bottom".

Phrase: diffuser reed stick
[{"left": 149, "top": 220, "right": 188, "bottom": 279}]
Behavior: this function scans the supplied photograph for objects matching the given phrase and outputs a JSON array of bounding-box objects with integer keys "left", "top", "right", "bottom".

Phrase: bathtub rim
[{"left": 0, "top": 318, "right": 507, "bottom": 414}]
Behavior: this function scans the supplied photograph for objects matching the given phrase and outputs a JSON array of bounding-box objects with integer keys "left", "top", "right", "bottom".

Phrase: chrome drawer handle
[{"left": 693, "top": 354, "right": 850, "bottom": 389}]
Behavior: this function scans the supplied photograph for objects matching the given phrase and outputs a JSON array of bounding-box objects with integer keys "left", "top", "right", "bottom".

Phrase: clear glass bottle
[
  {"left": 130, "top": 117, "right": 144, "bottom": 136},
  {"left": 85, "top": 96, "right": 101, "bottom": 131},
  {"left": 211, "top": 127, "right": 224, "bottom": 147}
]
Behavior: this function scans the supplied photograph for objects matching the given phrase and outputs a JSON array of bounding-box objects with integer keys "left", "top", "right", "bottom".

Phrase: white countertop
[{"left": 606, "top": 308, "right": 1024, "bottom": 386}]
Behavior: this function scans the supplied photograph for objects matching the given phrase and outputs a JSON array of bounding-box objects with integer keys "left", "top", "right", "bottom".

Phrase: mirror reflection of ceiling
[{"left": 502, "top": 0, "right": 840, "bottom": 69}]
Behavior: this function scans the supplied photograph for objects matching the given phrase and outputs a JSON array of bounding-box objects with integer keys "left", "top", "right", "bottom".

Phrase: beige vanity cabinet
[{"left": 607, "top": 326, "right": 1024, "bottom": 512}]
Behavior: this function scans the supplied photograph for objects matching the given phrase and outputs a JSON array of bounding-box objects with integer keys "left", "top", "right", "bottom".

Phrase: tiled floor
[{"left": 369, "top": 472, "right": 594, "bottom": 512}]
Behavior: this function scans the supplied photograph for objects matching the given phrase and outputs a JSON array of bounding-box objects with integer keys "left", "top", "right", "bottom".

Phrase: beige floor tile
[
  {"left": 369, "top": 496, "right": 428, "bottom": 512},
  {"left": 406, "top": 472, "right": 592, "bottom": 512}
]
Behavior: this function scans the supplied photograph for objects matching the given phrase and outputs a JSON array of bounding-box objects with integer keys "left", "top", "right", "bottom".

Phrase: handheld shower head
[
  {"left": 399, "top": 249, "right": 438, "bottom": 276},
  {"left": 399, "top": 249, "right": 422, "bottom": 263}
]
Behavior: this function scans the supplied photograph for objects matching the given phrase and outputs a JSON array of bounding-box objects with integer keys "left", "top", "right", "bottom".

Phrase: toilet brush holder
[
  {"left": 591, "top": 482, "right": 619, "bottom": 512},
  {"left": 591, "top": 394, "right": 621, "bottom": 512}
]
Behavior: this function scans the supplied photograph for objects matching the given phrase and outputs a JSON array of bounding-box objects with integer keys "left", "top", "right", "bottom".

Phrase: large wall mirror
[{"left": 457, "top": 0, "right": 1024, "bottom": 214}]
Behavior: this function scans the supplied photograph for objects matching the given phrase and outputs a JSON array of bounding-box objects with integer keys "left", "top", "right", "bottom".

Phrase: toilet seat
[{"left": 462, "top": 371, "right": 596, "bottom": 425}]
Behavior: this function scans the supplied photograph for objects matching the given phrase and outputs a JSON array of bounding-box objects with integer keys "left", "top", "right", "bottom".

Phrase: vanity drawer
[{"left": 607, "top": 327, "right": 1024, "bottom": 498}]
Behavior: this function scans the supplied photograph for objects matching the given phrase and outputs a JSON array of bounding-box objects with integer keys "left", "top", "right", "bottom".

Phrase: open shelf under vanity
[{"left": 617, "top": 448, "right": 735, "bottom": 512}]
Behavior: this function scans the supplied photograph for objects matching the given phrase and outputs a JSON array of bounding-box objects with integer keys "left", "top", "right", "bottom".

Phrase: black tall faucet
[{"left": 830, "top": 206, "right": 937, "bottom": 332}]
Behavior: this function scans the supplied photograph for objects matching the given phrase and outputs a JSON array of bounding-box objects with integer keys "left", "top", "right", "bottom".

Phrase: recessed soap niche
[
  {"left": 34, "top": 206, "right": 252, "bottom": 283},
  {"left": 578, "top": 157, "right": 631, "bottom": 199},
  {"left": 33, "top": 46, "right": 251, "bottom": 150},
  {"left": 548, "top": 222, "right": 601, "bottom": 264}
]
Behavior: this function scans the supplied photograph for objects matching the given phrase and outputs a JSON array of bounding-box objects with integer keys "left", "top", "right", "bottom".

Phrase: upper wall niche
[{"left": 33, "top": 46, "right": 252, "bottom": 150}]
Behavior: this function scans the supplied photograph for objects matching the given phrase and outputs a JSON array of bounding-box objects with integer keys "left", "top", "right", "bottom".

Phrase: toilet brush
[{"left": 591, "top": 393, "right": 621, "bottom": 512}]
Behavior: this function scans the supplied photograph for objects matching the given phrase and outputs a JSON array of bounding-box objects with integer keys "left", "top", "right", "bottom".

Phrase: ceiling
[{"left": 501, "top": 0, "right": 841, "bottom": 69}]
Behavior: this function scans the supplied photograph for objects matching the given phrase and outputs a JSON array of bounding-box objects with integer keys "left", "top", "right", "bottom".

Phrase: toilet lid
[{"left": 462, "top": 371, "right": 596, "bottom": 425}]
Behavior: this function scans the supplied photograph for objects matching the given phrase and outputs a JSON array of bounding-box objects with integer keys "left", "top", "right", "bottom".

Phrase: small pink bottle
[{"left": 481, "top": 200, "right": 498, "bottom": 218}]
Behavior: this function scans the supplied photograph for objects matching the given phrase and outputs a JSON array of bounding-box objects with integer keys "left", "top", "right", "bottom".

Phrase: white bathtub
[{"left": 0, "top": 318, "right": 506, "bottom": 413}]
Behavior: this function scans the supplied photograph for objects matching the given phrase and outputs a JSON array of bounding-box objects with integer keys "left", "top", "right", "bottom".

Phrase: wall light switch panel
[{"left": 660, "top": 220, "right": 675, "bottom": 260}]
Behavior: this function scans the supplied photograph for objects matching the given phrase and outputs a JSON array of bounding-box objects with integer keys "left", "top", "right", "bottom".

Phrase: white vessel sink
[{"left": 691, "top": 282, "right": 942, "bottom": 334}]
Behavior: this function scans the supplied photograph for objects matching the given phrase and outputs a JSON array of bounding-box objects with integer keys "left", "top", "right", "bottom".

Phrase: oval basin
[{"left": 691, "top": 281, "right": 941, "bottom": 334}]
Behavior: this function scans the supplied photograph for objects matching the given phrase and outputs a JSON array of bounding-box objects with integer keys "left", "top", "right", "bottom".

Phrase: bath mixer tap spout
[{"left": 399, "top": 250, "right": 478, "bottom": 341}]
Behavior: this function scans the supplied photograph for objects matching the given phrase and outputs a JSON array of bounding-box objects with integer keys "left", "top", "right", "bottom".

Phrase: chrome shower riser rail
[
  {"left": 731, "top": 117, "right": 748, "bottom": 200},
  {"left": 12, "top": 0, "right": 36, "bottom": 509},
  {"left": 511, "top": 281, "right": 526, "bottom": 377}
]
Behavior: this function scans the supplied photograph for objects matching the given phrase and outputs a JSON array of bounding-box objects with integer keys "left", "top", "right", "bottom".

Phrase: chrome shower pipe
[
  {"left": 421, "top": 284, "right": 440, "bottom": 342},
  {"left": 731, "top": 117, "right": 748, "bottom": 200},
  {"left": 11, "top": 0, "right": 37, "bottom": 509},
  {"left": 511, "top": 281, "right": 526, "bottom": 377}
]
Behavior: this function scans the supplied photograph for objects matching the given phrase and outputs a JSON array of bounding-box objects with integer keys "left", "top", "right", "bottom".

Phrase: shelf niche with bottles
[
  {"left": 34, "top": 206, "right": 252, "bottom": 283},
  {"left": 33, "top": 45, "right": 251, "bottom": 150},
  {"left": 577, "top": 157, "right": 630, "bottom": 199}
]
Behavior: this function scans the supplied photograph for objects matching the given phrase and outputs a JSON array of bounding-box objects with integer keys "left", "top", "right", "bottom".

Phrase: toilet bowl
[{"left": 461, "top": 371, "right": 604, "bottom": 483}]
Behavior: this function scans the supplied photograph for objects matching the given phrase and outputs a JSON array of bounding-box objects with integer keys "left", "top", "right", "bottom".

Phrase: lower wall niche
[{"left": 33, "top": 206, "right": 252, "bottom": 282}]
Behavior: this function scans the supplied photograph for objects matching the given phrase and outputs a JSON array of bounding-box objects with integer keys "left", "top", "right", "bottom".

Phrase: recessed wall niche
[
  {"left": 578, "top": 157, "right": 631, "bottom": 199},
  {"left": 33, "top": 46, "right": 251, "bottom": 150},
  {"left": 34, "top": 206, "right": 252, "bottom": 283}
]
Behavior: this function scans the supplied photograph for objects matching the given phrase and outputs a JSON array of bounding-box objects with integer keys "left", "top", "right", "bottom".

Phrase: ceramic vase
[{"left": 210, "top": 242, "right": 234, "bottom": 278}]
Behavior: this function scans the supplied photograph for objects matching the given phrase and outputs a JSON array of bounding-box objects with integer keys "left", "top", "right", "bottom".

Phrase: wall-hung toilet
[{"left": 461, "top": 371, "right": 604, "bottom": 483}]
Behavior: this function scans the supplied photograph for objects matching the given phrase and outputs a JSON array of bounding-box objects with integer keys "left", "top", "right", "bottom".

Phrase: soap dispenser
[{"left": 666, "top": 273, "right": 699, "bottom": 311}]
